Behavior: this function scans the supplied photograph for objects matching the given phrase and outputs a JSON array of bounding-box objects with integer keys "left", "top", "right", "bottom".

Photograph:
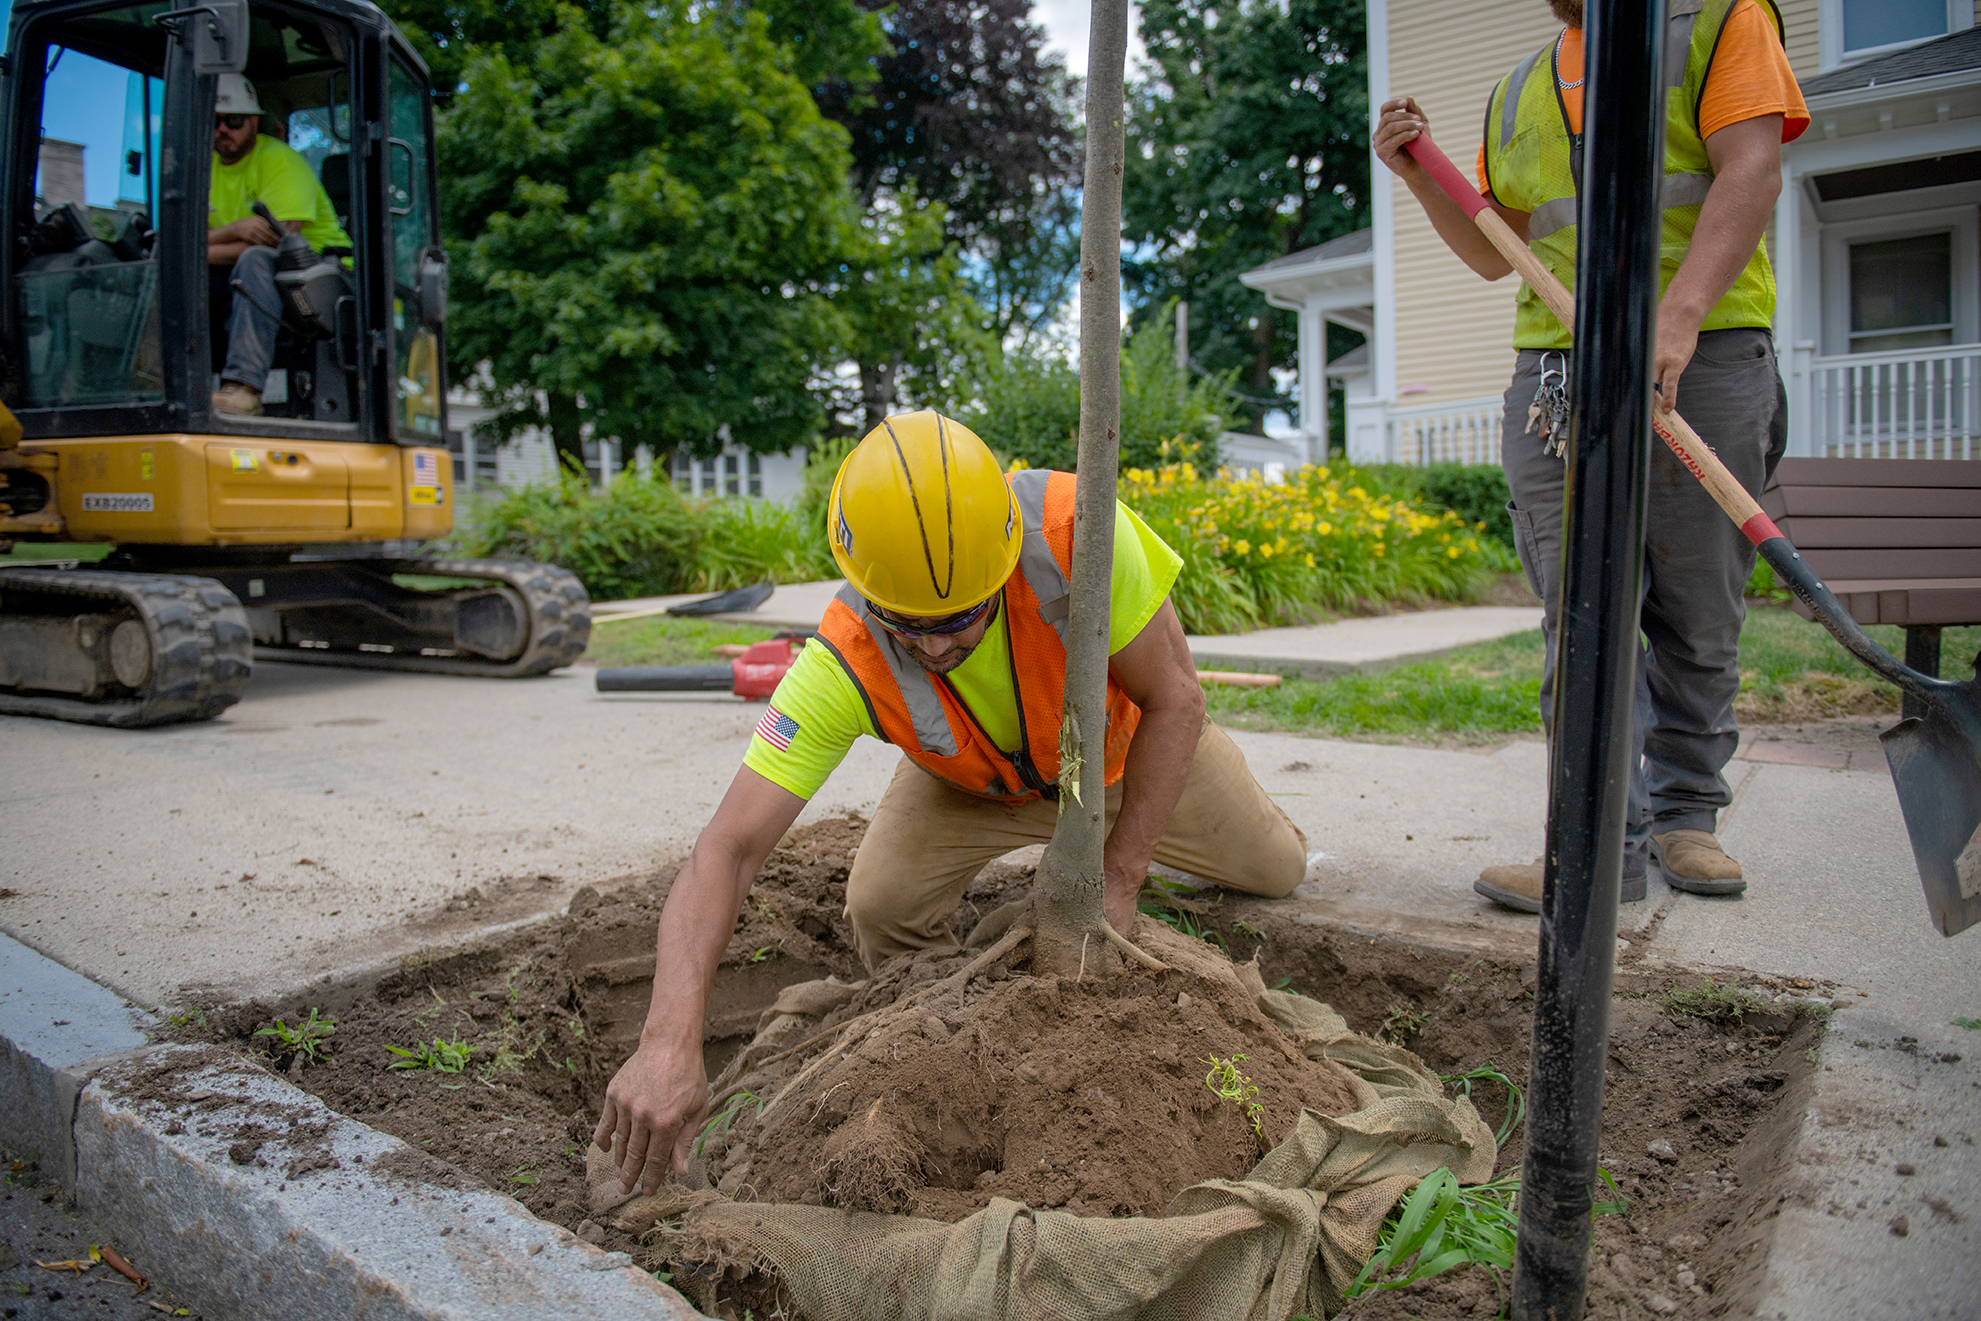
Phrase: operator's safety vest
[
  {"left": 816, "top": 468, "right": 1141, "bottom": 803},
  {"left": 1483, "top": 0, "right": 1785, "bottom": 349}
]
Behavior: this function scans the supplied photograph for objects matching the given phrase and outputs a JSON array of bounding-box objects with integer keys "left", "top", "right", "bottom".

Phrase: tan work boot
[
  {"left": 1475, "top": 858, "right": 1544, "bottom": 913},
  {"left": 1474, "top": 855, "right": 1649, "bottom": 913},
  {"left": 213, "top": 381, "right": 263, "bottom": 416},
  {"left": 1651, "top": 830, "right": 1745, "bottom": 896}
]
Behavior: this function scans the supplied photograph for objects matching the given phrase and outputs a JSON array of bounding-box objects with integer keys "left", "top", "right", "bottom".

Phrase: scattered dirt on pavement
[{"left": 175, "top": 815, "right": 1827, "bottom": 1321}]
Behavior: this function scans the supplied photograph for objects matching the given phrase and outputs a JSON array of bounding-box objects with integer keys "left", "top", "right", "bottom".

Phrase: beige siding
[
  {"left": 1387, "top": 0, "right": 1560, "bottom": 406},
  {"left": 1774, "top": 0, "right": 1820, "bottom": 84}
]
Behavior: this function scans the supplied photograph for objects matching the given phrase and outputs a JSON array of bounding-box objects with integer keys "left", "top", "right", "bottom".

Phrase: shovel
[{"left": 1400, "top": 130, "right": 1981, "bottom": 936}]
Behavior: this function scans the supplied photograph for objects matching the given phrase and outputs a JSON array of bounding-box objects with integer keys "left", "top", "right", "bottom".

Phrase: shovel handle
[{"left": 1400, "top": 129, "right": 1947, "bottom": 697}]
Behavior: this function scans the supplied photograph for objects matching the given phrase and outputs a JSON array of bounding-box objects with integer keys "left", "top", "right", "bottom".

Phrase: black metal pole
[{"left": 1510, "top": 1, "right": 1665, "bottom": 1318}]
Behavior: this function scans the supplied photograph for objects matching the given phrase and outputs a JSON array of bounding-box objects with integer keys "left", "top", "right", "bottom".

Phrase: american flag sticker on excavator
[{"left": 755, "top": 706, "right": 800, "bottom": 752}]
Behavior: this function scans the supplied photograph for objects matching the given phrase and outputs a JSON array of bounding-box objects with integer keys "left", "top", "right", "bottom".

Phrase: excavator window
[
  {"left": 388, "top": 54, "right": 441, "bottom": 442},
  {"left": 19, "top": 8, "right": 168, "bottom": 409}
]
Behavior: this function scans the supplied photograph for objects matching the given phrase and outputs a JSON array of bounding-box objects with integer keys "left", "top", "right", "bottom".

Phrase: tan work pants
[{"left": 844, "top": 719, "right": 1308, "bottom": 969}]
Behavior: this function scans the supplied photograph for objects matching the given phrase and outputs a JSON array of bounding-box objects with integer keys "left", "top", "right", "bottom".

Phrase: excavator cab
[{"left": 0, "top": 0, "right": 588, "bottom": 726}]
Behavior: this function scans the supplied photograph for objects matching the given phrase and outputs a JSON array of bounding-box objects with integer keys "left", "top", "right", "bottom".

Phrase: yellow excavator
[{"left": 0, "top": 0, "right": 589, "bottom": 726}]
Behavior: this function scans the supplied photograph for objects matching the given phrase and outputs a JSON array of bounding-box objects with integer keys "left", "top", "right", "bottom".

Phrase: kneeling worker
[{"left": 594, "top": 410, "right": 1309, "bottom": 1193}]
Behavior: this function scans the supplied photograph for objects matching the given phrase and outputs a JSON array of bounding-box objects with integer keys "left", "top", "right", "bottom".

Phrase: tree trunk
[
  {"left": 546, "top": 392, "right": 587, "bottom": 478},
  {"left": 1031, "top": 0, "right": 1130, "bottom": 979},
  {"left": 859, "top": 354, "right": 902, "bottom": 433}
]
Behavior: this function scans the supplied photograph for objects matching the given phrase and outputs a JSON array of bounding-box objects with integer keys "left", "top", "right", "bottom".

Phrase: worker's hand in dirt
[
  {"left": 1103, "top": 858, "right": 1144, "bottom": 934},
  {"left": 1653, "top": 304, "right": 1703, "bottom": 414},
  {"left": 594, "top": 1037, "right": 710, "bottom": 1195},
  {"left": 1372, "top": 97, "right": 1430, "bottom": 177}
]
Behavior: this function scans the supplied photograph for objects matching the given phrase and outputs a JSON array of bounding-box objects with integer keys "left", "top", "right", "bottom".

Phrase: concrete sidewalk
[
  {"left": 595, "top": 580, "right": 1543, "bottom": 676},
  {"left": 3, "top": 664, "right": 1975, "bottom": 1318}
]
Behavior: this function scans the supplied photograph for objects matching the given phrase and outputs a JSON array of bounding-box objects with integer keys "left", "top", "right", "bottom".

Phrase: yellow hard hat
[{"left": 827, "top": 411, "right": 1022, "bottom": 617}]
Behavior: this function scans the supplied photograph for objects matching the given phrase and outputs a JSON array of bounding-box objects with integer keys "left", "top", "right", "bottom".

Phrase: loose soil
[{"left": 175, "top": 815, "right": 1830, "bottom": 1321}]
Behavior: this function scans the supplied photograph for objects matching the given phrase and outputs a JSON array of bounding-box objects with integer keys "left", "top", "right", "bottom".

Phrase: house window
[
  {"left": 723, "top": 453, "right": 740, "bottom": 496},
  {"left": 747, "top": 453, "right": 763, "bottom": 497},
  {"left": 1849, "top": 232, "right": 1954, "bottom": 353},
  {"left": 1842, "top": 0, "right": 1947, "bottom": 54}
]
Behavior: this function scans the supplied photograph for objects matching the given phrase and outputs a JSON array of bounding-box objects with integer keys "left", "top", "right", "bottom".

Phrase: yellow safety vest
[{"left": 1484, "top": 0, "right": 1784, "bottom": 349}]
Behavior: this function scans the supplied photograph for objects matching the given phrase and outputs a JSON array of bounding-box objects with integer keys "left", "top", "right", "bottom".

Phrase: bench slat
[
  {"left": 1768, "top": 457, "right": 1981, "bottom": 488},
  {"left": 1790, "top": 581, "right": 1981, "bottom": 627},
  {"left": 1762, "top": 486, "right": 1979, "bottom": 518},
  {"left": 1771, "top": 517, "right": 1981, "bottom": 548},
  {"left": 1798, "top": 547, "right": 1981, "bottom": 579}
]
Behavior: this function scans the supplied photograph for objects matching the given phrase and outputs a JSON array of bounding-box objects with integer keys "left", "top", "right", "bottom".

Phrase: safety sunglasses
[
  {"left": 216, "top": 114, "right": 253, "bottom": 129},
  {"left": 866, "top": 595, "right": 995, "bottom": 641}
]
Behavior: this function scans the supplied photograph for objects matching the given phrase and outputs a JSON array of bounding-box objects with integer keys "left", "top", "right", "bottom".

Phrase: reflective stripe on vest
[
  {"left": 817, "top": 468, "right": 1141, "bottom": 802},
  {"left": 1484, "top": 0, "right": 1783, "bottom": 350}
]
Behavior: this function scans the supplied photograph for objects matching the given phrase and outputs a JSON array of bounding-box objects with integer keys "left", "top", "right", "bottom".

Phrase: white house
[{"left": 1246, "top": 0, "right": 1981, "bottom": 466}]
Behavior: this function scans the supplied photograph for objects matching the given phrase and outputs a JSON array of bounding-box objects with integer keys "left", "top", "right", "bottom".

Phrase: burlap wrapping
[{"left": 591, "top": 952, "right": 1497, "bottom": 1321}]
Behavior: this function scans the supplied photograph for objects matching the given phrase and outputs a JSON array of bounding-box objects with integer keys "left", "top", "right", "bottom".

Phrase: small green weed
[
  {"left": 694, "top": 1090, "right": 765, "bottom": 1157},
  {"left": 745, "top": 943, "right": 782, "bottom": 965},
  {"left": 568, "top": 1017, "right": 586, "bottom": 1039},
  {"left": 1202, "top": 1054, "right": 1267, "bottom": 1141},
  {"left": 1954, "top": 1017, "right": 1981, "bottom": 1031},
  {"left": 1233, "top": 919, "right": 1265, "bottom": 939},
  {"left": 1347, "top": 1165, "right": 1627, "bottom": 1301},
  {"left": 1665, "top": 980, "right": 1761, "bottom": 1024},
  {"left": 508, "top": 1166, "right": 538, "bottom": 1185},
  {"left": 1380, "top": 1001, "right": 1430, "bottom": 1045},
  {"left": 1441, "top": 1062, "right": 1526, "bottom": 1147},
  {"left": 254, "top": 1008, "right": 336, "bottom": 1065},
  {"left": 167, "top": 1008, "right": 207, "bottom": 1029},
  {"left": 386, "top": 1038, "right": 476, "bottom": 1072}
]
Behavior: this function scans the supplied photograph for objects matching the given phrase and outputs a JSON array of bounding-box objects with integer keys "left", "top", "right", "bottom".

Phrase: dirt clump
[{"left": 699, "top": 925, "right": 1362, "bottom": 1222}]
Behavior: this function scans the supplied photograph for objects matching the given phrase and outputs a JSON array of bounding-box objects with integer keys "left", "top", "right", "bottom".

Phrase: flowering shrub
[{"left": 1118, "top": 457, "right": 1508, "bottom": 635}]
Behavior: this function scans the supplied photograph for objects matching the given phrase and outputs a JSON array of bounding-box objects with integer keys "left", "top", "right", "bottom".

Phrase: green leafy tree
[
  {"left": 439, "top": 1, "right": 860, "bottom": 468},
  {"left": 961, "top": 306, "right": 1232, "bottom": 472},
  {"left": 814, "top": 0, "right": 1083, "bottom": 357},
  {"left": 822, "top": 196, "right": 993, "bottom": 431},
  {"left": 380, "top": 0, "right": 883, "bottom": 105},
  {"left": 1123, "top": 0, "right": 1368, "bottom": 429}
]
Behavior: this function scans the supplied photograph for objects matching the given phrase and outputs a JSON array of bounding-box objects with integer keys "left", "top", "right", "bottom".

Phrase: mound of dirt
[{"left": 695, "top": 924, "right": 1363, "bottom": 1222}]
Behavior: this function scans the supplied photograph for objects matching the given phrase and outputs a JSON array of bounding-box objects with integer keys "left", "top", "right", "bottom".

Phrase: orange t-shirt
[{"left": 1474, "top": 0, "right": 1809, "bottom": 195}]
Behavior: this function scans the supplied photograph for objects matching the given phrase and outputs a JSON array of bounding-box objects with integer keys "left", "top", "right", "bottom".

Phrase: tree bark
[
  {"left": 1031, "top": 0, "right": 1130, "bottom": 979},
  {"left": 546, "top": 392, "right": 587, "bottom": 478}
]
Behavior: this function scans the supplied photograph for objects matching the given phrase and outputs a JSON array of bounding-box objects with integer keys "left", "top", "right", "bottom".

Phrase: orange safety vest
[{"left": 815, "top": 468, "right": 1142, "bottom": 802}]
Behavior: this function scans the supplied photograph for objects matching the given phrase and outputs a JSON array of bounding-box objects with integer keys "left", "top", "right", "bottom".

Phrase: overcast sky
[{"left": 1031, "top": 0, "right": 1147, "bottom": 80}]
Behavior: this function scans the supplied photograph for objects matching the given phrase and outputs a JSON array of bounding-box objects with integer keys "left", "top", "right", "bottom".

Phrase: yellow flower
[{"left": 1232, "top": 539, "right": 1251, "bottom": 557}]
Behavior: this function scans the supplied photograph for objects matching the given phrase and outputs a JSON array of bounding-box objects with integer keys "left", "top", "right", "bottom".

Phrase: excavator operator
[
  {"left": 205, "top": 73, "right": 350, "bottom": 418},
  {"left": 592, "top": 410, "right": 1311, "bottom": 1195}
]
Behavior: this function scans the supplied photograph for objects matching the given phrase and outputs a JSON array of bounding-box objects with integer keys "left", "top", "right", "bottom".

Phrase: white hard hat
[{"left": 215, "top": 73, "right": 263, "bottom": 116}]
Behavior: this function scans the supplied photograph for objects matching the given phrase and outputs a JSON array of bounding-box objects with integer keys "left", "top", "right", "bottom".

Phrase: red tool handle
[{"left": 1396, "top": 129, "right": 1785, "bottom": 547}]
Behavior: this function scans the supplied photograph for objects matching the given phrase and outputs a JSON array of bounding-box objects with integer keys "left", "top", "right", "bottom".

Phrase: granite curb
[{"left": 1, "top": 931, "right": 709, "bottom": 1320}]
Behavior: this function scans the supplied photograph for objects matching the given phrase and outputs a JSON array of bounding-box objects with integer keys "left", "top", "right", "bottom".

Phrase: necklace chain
[{"left": 1556, "top": 30, "right": 1584, "bottom": 90}]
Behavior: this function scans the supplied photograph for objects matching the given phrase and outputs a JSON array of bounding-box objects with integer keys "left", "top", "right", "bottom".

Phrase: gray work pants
[
  {"left": 220, "top": 244, "right": 280, "bottom": 392},
  {"left": 1501, "top": 327, "right": 1787, "bottom": 862}
]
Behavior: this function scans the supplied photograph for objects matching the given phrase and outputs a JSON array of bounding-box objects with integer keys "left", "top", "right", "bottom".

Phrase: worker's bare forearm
[
  {"left": 1105, "top": 694, "right": 1204, "bottom": 876},
  {"left": 208, "top": 240, "right": 252, "bottom": 265},
  {"left": 638, "top": 844, "right": 752, "bottom": 1054},
  {"left": 1661, "top": 159, "right": 1779, "bottom": 327},
  {"left": 1402, "top": 169, "right": 1517, "bottom": 280}
]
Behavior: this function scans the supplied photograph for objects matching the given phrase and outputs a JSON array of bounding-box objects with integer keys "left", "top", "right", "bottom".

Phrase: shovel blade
[{"left": 1881, "top": 708, "right": 1981, "bottom": 937}]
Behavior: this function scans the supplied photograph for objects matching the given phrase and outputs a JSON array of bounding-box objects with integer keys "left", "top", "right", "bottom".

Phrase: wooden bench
[{"left": 1760, "top": 457, "right": 1981, "bottom": 713}]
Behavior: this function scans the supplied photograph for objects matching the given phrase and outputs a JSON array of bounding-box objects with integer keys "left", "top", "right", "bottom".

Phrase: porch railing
[
  {"left": 1386, "top": 396, "right": 1504, "bottom": 466},
  {"left": 1808, "top": 344, "right": 1981, "bottom": 460}
]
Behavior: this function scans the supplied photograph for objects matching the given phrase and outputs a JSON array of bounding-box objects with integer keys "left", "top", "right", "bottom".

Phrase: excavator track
[
  {"left": 0, "top": 568, "right": 252, "bottom": 727},
  {"left": 251, "top": 557, "right": 591, "bottom": 677}
]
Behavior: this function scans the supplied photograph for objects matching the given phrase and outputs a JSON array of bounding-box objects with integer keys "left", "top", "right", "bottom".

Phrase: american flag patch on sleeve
[{"left": 754, "top": 705, "right": 800, "bottom": 752}]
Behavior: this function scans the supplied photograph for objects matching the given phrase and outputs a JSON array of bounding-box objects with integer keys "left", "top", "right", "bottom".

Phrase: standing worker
[
  {"left": 205, "top": 73, "right": 350, "bottom": 417},
  {"left": 593, "top": 411, "right": 1308, "bottom": 1194},
  {"left": 1373, "top": 0, "right": 1807, "bottom": 911}
]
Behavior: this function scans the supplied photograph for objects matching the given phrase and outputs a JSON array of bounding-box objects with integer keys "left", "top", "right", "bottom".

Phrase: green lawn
[
  {"left": 585, "top": 614, "right": 781, "bottom": 669},
  {"left": 580, "top": 606, "right": 1979, "bottom": 743}
]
